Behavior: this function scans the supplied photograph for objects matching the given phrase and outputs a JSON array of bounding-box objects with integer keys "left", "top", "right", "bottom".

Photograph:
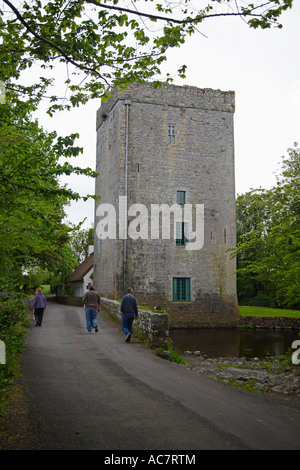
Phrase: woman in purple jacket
[{"left": 32, "top": 287, "right": 47, "bottom": 327}]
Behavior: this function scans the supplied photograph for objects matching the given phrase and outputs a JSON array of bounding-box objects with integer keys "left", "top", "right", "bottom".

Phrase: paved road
[{"left": 22, "top": 300, "right": 300, "bottom": 450}]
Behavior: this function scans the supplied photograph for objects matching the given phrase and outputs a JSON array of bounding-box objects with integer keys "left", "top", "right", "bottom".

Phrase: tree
[
  {"left": 265, "top": 143, "right": 300, "bottom": 307},
  {"left": 0, "top": 0, "right": 294, "bottom": 113},
  {"left": 0, "top": 92, "right": 98, "bottom": 290},
  {"left": 70, "top": 225, "right": 94, "bottom": 263},
  {"left": 235, "top": 188, "right": 269, "bottom": 300},
  {"left": 235, "top": 143, "right": 300, "bottom": 309}
]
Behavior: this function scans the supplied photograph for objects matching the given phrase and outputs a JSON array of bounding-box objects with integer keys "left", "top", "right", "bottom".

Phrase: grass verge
[{"left": 239, "top": 305, "right": 300, "bottom": 318}]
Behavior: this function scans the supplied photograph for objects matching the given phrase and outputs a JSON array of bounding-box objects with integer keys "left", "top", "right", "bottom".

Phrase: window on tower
[
  {"left": 176, "top": 190, "right": 186, "bottom": 205},
  {"left": 176, "top": 222, "right": 189, "bottom": 246},
  {"left": 172, "top": 277, "right": 191, "bottom": 302},
  {"left": 168, "top": 124, "right": 175, "bottom": 143}
]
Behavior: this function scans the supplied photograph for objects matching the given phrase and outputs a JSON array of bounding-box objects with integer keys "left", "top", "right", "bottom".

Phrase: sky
[{"left": 36, "top": 2, "right": 300, "bottom": 229}]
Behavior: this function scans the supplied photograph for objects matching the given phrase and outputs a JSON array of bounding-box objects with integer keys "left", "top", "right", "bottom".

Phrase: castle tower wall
[{"left": 94, "top": 82, "right": 239, "bottom": 327}]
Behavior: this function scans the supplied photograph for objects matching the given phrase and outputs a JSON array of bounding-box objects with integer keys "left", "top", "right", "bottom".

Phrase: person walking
[
  {"left": 82, "top": 284, "right": 101, "bottom": 333},
  {"left": 32, "top": 287, "right": 47, "bottom": 327},
  {"left": 120, "top": 287, "right": 138, "bottom": 343}
]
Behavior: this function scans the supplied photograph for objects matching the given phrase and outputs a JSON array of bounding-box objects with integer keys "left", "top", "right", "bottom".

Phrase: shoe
[
  {"left": 95, "top": 326, "right": 98, "bottom": 332},
  {"left": 125, "top": 333, "right": 131, "bottom": 343}
]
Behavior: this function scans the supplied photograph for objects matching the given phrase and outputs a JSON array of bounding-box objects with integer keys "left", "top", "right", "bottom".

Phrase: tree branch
[
  {"left": 84, "top": 0, "right": 281, "bottom": 26},
  {"left": 2, "top": 0, "right": 104, "bottom": 79}
]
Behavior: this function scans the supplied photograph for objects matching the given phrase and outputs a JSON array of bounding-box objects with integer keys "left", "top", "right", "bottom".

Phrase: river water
[{"left": 169, "top": 328, "right": 299, "bottom": 359}]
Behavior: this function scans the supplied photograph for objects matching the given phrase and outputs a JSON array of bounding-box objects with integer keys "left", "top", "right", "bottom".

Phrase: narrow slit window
[
  {"left": 176, "top": 190, "right": 186, "bottom": 205},
  {"left": 176, "top": 222, "right": 189, "bottom": 246},
  {"left": 168, "top": 124, "right": 175, "bottom": 143}
]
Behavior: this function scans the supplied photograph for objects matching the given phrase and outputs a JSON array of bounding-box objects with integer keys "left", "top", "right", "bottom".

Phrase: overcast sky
[{"left": 36, "top": 2, "right": 300, "bottom": 229}]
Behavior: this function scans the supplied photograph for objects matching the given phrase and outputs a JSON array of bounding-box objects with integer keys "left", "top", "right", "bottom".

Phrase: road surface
[{"left": 22, "top": 300, "right": 300, "bottom": 450}]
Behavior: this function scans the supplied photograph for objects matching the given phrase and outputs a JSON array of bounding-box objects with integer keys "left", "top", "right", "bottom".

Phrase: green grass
[
  {"left": 239, "top": 305, "right": 300, "bottom": 318},
  {"left": 40, "top": 285, "right": 51, "bottom": 295}
]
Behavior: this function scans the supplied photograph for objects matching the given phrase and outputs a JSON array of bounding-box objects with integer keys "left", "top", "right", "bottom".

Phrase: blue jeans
[
  {"left": 122, "top": 313, "right": 134, "bottom": 336},
  {"left": 85, "top": 308, "right": 98, "bottom": 332}
]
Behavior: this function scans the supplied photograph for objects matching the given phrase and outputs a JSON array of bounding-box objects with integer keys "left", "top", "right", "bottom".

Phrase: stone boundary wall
[
  {"left": 55, "top": 295, "right": 300, "bottom": 331},
  {"left": 55, "top": 295, "right": 82, "bottom": 307},
  {"left": 55, "top": 295, "right": 169, "bottom": 346},
  {"left": 240, "top": 316, "right": 300, "bottom": 329},
  {"left": 100, "top": 297, "right": 169, "bottom": 347}
]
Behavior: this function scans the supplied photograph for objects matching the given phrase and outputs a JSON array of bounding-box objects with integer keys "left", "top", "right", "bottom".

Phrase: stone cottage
[{"left": 93, "top": 82, "right": 239, "bottom": 328}]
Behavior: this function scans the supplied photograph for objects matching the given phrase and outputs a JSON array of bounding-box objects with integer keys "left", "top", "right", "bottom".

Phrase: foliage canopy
[
  {"left": 0, "top": 0, "right": 294, "bottom": 113},
  {"left": 235, "top": 143, "right": 300, "bottom": 309},
  {"left": 0, "top": 93, "right": 98, "bottom": 291}
]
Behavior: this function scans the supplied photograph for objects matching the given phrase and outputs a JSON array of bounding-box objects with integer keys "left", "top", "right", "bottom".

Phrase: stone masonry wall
[
  {"left": 240, "top": 316, "right": 300, "bottom": 329},
  {"left": 55, "top": 296, "right": 300, "bottom": 331},
  {"left": 55, "top": 295, "right": 82, "bottom": 306},
  {"left": 94, "top": 82, "right": 239, "bottom": 328},
  {"left": 100, "top": 297, "right": 169, "bottom": 347}
]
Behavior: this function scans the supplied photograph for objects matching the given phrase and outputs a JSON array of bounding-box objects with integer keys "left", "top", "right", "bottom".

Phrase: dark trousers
[{"left": 34, "top": 308, "right": 44, "bottom": 326}]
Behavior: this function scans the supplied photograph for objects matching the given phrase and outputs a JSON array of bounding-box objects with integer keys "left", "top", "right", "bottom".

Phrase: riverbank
[
  {"left": 239, "top": 305, "right": 300, "bottom": 318},
  {"left": 182, "top": 351, "right": 300, "bottom": 399}
]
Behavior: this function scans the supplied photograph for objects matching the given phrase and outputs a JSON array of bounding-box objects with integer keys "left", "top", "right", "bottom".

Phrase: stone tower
[{"left": 94, "top": 82, "right": 239, "bottom": 327}]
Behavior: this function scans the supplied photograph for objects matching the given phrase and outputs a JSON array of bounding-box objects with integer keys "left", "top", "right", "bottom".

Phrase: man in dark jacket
[
  {"left": 82, "top": 284, "right": 101, "bottom": 333},
  {"left": 120, "top": 287, "right": 138, "bottom": 342}
]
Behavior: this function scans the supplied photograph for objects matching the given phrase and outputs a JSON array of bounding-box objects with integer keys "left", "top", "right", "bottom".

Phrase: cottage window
[{"left": 172, "top": 277, "right": 191, "bottom": 302}]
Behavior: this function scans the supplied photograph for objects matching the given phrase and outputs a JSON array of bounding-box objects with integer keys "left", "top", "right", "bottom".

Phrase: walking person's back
[
  {"left": 82, "top": 284, "right": 101, "bottom": 333},
  {"left": 32, "top": 287, "right": 47, "bottom": 327},
  {"left": 120, "top": 288, "right": 138, "bottom": 342}
]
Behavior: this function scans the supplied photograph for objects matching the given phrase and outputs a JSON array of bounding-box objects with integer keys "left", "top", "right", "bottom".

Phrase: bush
[{"left": 0, "top": 294, "right": 31, "bottom": 392}]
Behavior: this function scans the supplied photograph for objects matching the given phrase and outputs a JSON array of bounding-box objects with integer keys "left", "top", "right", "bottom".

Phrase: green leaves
[
  {"left": 235, "top": 143, "right": 300, "bottom": 309},
  {"left": 0, "top": 95, "right": 97, "bottom": 291},
  {"left": 0, "top": 1, "right": 294, "bottom": 112}
]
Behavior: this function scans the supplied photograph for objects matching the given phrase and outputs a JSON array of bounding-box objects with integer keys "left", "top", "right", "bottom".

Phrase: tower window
[
  {"left": 173, "top": 277, "right": 191, "bottom": 302},
  {"left": 168, "top": 124, "right": 175, "bottom": 143},
  {"left": 176, "top": 190, "right": 186, "bottom": 205},
  {"left": 176, "top": 222, "right": 189, "bottom": 246}
]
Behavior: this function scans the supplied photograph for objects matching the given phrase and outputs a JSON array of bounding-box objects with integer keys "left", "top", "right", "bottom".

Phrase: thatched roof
[{"left": 66, "top": 253, "right": 94, "bottom": 282}]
